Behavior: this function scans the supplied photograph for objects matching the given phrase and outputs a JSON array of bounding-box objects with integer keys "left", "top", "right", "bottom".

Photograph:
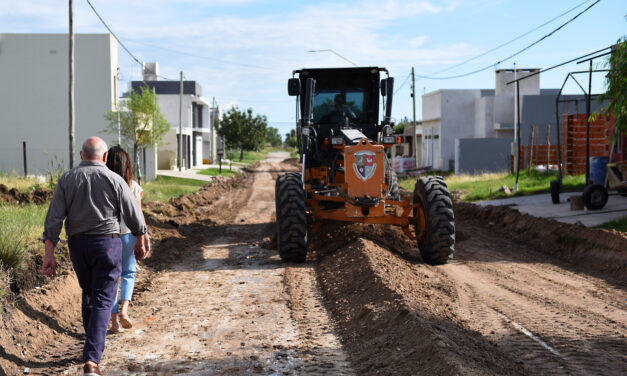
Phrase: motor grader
[{"left": 275, "top": 67, "right": 454, "bottom": 265}]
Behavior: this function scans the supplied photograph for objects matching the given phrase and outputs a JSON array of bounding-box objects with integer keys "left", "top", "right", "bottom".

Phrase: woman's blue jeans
[{"left": 111, "top": 233, "right": 137, "bottom": 314}]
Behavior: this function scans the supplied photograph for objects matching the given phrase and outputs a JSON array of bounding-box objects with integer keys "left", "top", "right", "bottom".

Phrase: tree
[
  {"left": 285, "top": 129, "right": 298, "bottom": 149},
  {"left": 104, "top": 84, "right": 170, "bottom": 183},
  {"left": 266, "top": 126, "right": 283, "bottom": 147},
  {"left": 596, "top": 38, "right": 627, "bottom": 137},
  {"left": 217, "top": 106, "right": 268, "bottom": 161},
  {"left": 394, "top": 116, "right": 411, "bottom": 134}
]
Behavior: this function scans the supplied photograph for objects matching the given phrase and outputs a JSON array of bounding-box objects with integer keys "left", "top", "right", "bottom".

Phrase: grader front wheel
[
  {"left": 414, "top": 177, "right": 455, "bottom": 265},
  {"left": 275, "top": 173, "right": 307, "bottom": 262}
]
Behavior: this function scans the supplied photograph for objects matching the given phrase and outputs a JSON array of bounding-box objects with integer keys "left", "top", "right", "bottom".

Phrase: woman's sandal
[
  {"left": 119, "top": 314, "right": 133, "bottom": 329},
  {"left": 108, "top": 327, "right": 125, "bottom": 334}
]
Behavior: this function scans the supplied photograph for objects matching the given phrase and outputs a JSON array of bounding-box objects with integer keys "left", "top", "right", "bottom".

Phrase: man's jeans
[
  {"left": 112, "top": 233, "right": 137, "bottom": 313},
  {"left": 68, "top": 235, "right": 122, "bottom": 364}
]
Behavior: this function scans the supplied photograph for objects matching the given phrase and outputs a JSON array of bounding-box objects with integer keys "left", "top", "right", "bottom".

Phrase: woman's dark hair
[{"left": 106, "top": 146, "right": 134, "bottom": 187}]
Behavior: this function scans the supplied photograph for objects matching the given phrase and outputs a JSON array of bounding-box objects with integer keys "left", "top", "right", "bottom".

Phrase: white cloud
[{"left": 0, "top": 0, "right": 481, "bottom": 121}]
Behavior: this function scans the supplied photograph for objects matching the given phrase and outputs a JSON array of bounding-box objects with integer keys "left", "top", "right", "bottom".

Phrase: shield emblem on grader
[{"left": 353, "top": 151, "right": 377, "bottom": 181}]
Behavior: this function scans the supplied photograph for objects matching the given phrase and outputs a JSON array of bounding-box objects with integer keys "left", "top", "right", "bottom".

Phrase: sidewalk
[{"left": 477, "top": 192, "right": 627, "bottom": 227}]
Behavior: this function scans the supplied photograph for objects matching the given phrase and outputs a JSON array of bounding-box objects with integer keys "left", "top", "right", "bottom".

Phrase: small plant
[{"left": 47, "top": 155, "right": 66, "bottom": 191}]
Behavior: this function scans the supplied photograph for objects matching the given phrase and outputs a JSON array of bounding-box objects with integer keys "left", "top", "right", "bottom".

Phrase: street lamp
[{"left": 307, "top": 49, "right": 358, "bottom": 66}]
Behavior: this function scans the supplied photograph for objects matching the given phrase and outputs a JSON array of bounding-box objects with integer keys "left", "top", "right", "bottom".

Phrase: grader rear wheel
[
  {"left": 275, "top": 173, "right": 307, "bottom": 262},
  {"left": 414, "top": 177, "right": 455, "bottom": 265}
]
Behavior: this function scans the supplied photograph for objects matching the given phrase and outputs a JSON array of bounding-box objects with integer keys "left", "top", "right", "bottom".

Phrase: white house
[
  {"left": 0, "top": 33, "right": 119, "bottom": 175},
  {"left": 421, "top": 69, "right": 540, "bottom": 171},
  {"left": 131, "top": 65, "right": 219, "bottom": 170}
]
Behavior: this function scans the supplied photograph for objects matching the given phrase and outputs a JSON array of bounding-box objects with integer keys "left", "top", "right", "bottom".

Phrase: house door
[
  {"left": 195, "top": 136, "right": 203, "bottom": 166},
  {"left": 423, "top": 128, "right": 432, "bottom": 167}
]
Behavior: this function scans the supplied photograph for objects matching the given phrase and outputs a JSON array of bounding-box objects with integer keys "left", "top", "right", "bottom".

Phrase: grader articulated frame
[{"left": 275, "top": 67, "right": 454, "bottom": 265}]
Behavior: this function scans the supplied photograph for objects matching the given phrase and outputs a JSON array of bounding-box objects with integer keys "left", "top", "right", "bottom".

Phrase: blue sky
[{"left": 1, "top": 0, "right": 625, "bottom": 137}]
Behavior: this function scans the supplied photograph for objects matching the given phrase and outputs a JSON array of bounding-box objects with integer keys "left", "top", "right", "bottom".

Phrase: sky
[{"left": 0, "top": 0, "right": 625, "bottom": 137}]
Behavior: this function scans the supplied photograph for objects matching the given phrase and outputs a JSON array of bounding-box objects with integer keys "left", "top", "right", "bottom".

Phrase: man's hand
[
  {"left": 42, "top": 240, "right": 56, "bottom": 279},
  {"left": 143, "top": 233, "right": 151, "bottom": 258},
  {"left": 134, "top": 235, "right": 147, "bottom": 261}
]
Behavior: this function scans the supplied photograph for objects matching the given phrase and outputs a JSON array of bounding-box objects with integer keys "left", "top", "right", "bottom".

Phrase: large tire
[
  {"left": 582, "top": 183, "right": 608, "bottom": 210},
  {"left": 414, "top": 177, "right": 455, "bottom": 265},
  {"left": 275, "top": 173, "right": 307, "bottom": 262}
]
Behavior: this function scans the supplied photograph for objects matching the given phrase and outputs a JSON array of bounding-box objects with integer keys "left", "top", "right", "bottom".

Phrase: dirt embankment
[{"left": 308, "top": 202, "right": 626, "bottom": 375}]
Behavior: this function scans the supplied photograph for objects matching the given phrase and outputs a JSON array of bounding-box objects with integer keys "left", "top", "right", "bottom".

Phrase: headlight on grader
[
  {"left": 331, "top": 137, "right": 344, "bottom": 145},
  {"left": 383, "top": 136, "right": 398, "bottom": 144}
]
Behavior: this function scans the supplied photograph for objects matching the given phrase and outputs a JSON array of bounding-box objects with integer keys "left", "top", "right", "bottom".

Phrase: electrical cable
[
  {"left": 85, "top": 0, "right": 168, "bottom": 79},
  {"left": 393, "top": 72, "right": 411, "bottom": 95},
  {"left": 417, "top": 0, "right": 601, "bottom": 80},
  {"left": 123, "top": 38, "right": 274, "bottom": 71},
  {"left": 426, "top": 0, "right": 595, "bottom": 77}
]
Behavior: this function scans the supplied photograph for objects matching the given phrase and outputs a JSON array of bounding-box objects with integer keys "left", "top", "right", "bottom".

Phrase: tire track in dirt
[{"left": 442, "top": 220, "right": 627, "bottom": 375}]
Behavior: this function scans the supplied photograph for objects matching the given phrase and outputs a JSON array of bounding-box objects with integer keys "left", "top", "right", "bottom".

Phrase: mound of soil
[
  {"left": 455, "top": 202, "right": 627, "bottom": 279},
  {"left": 316, "top": 238, "right": 525, "bottom": 375},
  {"left": 0, "top": 184, "right": 53, "bottom": 205}
]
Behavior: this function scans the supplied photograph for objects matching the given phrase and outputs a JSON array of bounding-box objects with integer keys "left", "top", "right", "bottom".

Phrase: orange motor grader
[{"left": 275, "top": 67, "right": 454, "bottom": 265}]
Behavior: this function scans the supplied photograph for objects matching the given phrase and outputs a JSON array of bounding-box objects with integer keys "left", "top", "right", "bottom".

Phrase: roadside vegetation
[
  {"left": 0, "top": 174, "right": 44, "bottom": 193},
  {"left": 0, "top": 203, "right": 49, "bottom": 283},
  {"left": 595, "top": 215, "right": 627, "bottom": 232},
  {"left": 400, "top": 171, "right": 587, "bottom": 202}
]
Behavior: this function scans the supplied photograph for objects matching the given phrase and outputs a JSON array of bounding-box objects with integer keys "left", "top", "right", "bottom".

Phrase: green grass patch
[
  {"left": 197, "top": 168, "right": 239, "bottom": 177},
  {"left": 0, "top": 204, "right": 49, "bottom": 270},
  {"left": 143, "top": 175, "right": 207, "bottom": 203},
  {"left": 400, "top": 171, "right": 586, "bottom": 202},
  {"left": 595, "top": 215, "right": 627, "bottom": 233}
]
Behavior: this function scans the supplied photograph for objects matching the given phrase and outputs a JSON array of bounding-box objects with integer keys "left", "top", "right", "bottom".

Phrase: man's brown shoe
[{"left": 83, "top": 363, "right": 102, "bottom": 375}]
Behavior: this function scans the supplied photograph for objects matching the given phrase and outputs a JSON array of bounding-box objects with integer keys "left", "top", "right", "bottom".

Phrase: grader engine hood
[{"left": 344, "top": 139, "right": 385, "bottom": 217}]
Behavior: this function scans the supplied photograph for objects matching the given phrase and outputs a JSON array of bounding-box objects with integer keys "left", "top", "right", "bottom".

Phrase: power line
[
  {"left": 426, "top": 0, "right": 594, "bottom": 77},
  {"left": 393, "top": 72, "right": 411, "bottom": 94},
  {"left": 123, "top": 38, "right": 274, "bottom": 71},
  {"left": 417, "top": 0, "right": 601, "bottom": 80},
  {"left": 85, "top": 0, "right": 168, "bottom": 79}
]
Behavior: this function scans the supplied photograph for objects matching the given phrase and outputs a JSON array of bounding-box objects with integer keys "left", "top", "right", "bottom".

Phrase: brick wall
[
  {"left": 563, "top": 113, "right": 611, "bottom": 175},
  {"left": 510, "top": 113, "right": 613, "bottom": 174}
]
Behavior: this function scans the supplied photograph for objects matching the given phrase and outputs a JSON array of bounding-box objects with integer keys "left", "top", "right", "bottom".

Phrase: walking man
[{"left": 42, "top": 137, "right": 148, "bottom": 375}]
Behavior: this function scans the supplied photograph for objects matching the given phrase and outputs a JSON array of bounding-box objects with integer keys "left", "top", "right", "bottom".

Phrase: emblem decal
[{"left": 353, "top": 151, "right": 377, "bottom": 181}]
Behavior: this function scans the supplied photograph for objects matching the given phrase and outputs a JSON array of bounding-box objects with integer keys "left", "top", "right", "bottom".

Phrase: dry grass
[{"left": 0, "top": 174, "right": 44, "bottom": 193}]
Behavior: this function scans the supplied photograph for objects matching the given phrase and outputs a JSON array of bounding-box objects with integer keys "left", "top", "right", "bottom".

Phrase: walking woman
[{"left": 106, "top": 146, "right": 149, "bottom": 332}]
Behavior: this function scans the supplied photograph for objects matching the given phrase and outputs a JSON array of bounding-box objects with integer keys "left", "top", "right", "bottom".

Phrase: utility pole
[
  {"left": 411, "top": 67, "right": 418, "bottom": 169},
  {"left": 513, "top": 63, "right": 519, "bottom": 192},
  {"left": 178, "top": 71, "right": 183, "bottom": 171},
  {"left": 69, "top": 0, "right": 75, "bottom": 168},
  {"left": 116, "top": 68, "right": 121, "bottom": 145}
]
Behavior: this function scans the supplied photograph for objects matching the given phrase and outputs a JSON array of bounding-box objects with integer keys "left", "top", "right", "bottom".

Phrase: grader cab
[{"left": 275, "top": 67, "right": 454, "bottom": 265}]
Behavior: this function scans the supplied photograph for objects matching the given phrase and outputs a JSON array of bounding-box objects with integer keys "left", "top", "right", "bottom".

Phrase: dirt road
[
  {"left": 70, "top": 152, "right": 353, "bottom": 375},
  {"left": 2, "top": 154, "right": 625, "bottom": 375}
]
